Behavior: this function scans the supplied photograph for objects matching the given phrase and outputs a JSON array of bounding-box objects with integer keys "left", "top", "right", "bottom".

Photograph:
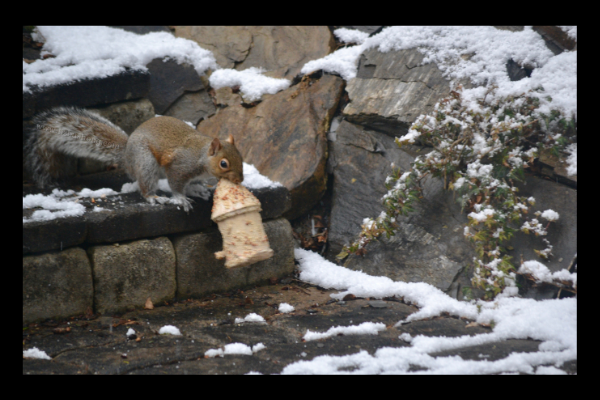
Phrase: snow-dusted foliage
[{"left": 339, "top": 86, "right": 576, "bottom": 299}]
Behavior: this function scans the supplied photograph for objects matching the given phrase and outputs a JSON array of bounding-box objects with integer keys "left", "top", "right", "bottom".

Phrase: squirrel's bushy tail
[{"left": 24, "top": 107, "right": 129, "bottom": 187}]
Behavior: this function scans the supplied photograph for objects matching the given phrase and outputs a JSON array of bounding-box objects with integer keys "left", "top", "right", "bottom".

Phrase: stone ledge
[
  {"left": 23, "top": 69, "right": 151, "bottom": 119},
  {"left": 23, "top": 179, "right": 291, "bottom": 255},
  {"left": 89, "top": 237, "right": 176, "bottom": 315},
  {"left": 23, "top": 247, "right": 93, "bottom": 325}
]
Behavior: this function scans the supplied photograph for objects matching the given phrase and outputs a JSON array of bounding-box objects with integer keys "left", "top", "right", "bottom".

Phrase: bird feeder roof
[{"left": 211, "top": 178, "right": 262, "bottom": 222}]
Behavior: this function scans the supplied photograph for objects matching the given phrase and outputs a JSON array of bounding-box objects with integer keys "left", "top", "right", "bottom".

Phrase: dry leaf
[
  {"left": 144, "top": 297, "right": 154, "bottom": 310},
  {"left": 465, "top": 322, "right": 479, "bottom": 328}
]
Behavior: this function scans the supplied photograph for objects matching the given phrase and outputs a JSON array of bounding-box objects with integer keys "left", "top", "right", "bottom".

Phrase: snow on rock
[
  {"left": 278, "top": 303, "right": 295, "bottom": 313},
  {"left": 234, "top": 313, "right": 266, "bottom": 324},
  {"left": 209, "top": 67, "right": 291, "bottom": 102},
  {"left": 334, "top": 28, "right": 370, "bottom": 45},
  {"left": 24, "top": 26, "right": 218, "bottom": 92},
  {"left": 303, "top": 322, "right": 386, "bottom": 341},
  {"left": 242, "top": 163, "right": 283, "bottom": 189},
  {"left": 301, "top": 26, "right": 576, "bottom": 119},
  {"left": 289, "top": 248, "right": 576, "bottom": 374},
  {"left": 158, "top": 325, "right": 181, "bottom": 335},
  {"left": 23, "top": 347, "right": 51, "bottom": 360},
  {"left": 205, "top": 342, "right": 265, "bottom": 358},
  {"left": 519, "top": 260, "right": 577, "bottom": 287}
]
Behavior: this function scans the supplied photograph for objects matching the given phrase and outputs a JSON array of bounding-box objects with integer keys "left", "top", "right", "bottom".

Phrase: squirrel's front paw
[
  {"left": 185, "top": 183, "right": 211, "bottom": 201},
  {"left": 145, "top": 195, "right": 170, "bottom": 205},
  {"left": 170, "top": 194, "right": 194, "bottom": 213}
]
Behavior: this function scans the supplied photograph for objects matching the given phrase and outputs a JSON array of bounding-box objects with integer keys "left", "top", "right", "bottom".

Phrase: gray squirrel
[{"left": 24, "top": 107, "right": 244, "bottom": 212}]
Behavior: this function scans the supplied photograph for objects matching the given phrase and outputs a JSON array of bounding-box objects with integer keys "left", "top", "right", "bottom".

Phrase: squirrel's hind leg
[{"left": 125, "top": 143, "right": 168, "bottom": 206}]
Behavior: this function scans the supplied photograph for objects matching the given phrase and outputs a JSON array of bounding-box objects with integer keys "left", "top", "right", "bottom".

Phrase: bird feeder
[{"left": 211, "top": 178, "right": 274, "bottom": 268}]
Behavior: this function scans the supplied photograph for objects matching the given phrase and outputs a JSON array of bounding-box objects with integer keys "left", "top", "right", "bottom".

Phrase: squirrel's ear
[
  {"left": 209, "top": 137, "right": 222, "bottom": 156},
  {"left": 226, "top": 134, "right": 235, "bottom": 145}
]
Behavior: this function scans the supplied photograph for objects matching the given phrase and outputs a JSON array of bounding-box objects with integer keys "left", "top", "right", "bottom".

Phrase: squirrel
[{"left": 24, "top": 106, "right": 244, "bottom": 212}]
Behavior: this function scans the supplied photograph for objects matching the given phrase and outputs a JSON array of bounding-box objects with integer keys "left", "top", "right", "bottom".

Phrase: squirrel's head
[{"left": 208, "top": 135, "right": 244, "bottom": 184}]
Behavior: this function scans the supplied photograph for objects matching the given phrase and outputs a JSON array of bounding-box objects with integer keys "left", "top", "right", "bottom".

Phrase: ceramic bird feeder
[{"left": 211, "top": 178, "right": 274, "bottom": 268}]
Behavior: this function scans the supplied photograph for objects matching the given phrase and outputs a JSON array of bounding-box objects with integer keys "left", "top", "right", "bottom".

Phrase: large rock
[
  {"left": 173, "top": 218, "right": 295, "bottom": 299},
  {"left": 327, "top": 120, "right": 472, "bottom": 292},
  {"left": 197, "top": 74, "right": 345, "bottom": 219},
  {"left": 23, "top": 247, "right": 93, "bottom": 324},
  {"left": 343, "top": 47, "right": 469, "bottom": 137},
  {"left": 146, "top": 58, "right": 212, "bottom": 118},
  {"left": 88, "top": 237, "right": 176, "bottom": 314},
  {"left": 173, "top": 26, "right": 335, "bottom": 79}
]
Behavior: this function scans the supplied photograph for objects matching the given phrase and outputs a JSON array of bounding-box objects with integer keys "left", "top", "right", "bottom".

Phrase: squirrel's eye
[{"left": 220, "top": 159, "right": 229, "bottom": 169}]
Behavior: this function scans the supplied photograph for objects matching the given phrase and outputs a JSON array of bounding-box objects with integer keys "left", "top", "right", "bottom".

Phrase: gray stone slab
[
  {"left": 23, "top": 69, "right": 150, "bottom": 119},
  {"left": 343, "top": 47, "right": 470, "bottom": 137},
  {"left": 23, "top": 247, "right": 93, "bottom": 324},
  {"left": 22, "top": 183, "right": 291, "bottom": 254},
  {"left": 22, "top": 217, "right": 87, "bottom": 255},
  {"left": 88, "top": 237, "right": 176, "bottom": 315},
  {"left": 173, "top": 218, "right": 295, "bottom": 299}
]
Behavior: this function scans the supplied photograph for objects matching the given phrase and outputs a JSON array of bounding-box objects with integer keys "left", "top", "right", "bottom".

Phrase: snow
[
  {"left": 252, "top": 343, "right": 266, "bottom": 353},
  {"left": 541, "top": 209, "right": 560, "bottom": 222},
  {"left": 334, "top": 28, "right": 370, "bottom": 45},
  {"left": 24, "top": 26, "right": 218, "bottom": 93},
  {"left": 234, "top": 313, "right": 266, "bottom": 324},
  {"left": 126, "top": 328, "right": 135, "bottom": 337},
  {"left": 158, "top": 325, "right": 181, "bottom": 335},
  {"left": 23, "top": 347, "right": 51, "bottom": 360},
  {"left": 519, "top": 260, "right": 577, "bottom": 287},
  {"left": 285, "top": 248, "right": 576, "bottom": 374},
  {"left": 23, "top": 191, "right": 86, "bottom": 223},
  {"left": 24, "top": 163, "right": 280, "bottom": 225},
  {"left": 303, "top": 322, "right": 386, "bottom": 341},
  {"left": 77, "top": 188, "right": 119, "bottom": 198},
  {"left": 278, "top": 303, "right": 295, "bottom": 313},
  {"left": 205, "top": 342, "right": 265, "bottom": 358},
  {"left": 241, "top": 163, "right": 283, "bottom": 189},
  {"left": 535, "top": 365, "right": 568, "bottom": 375},
  {"left": 23, "top": 187, "right": 124, "bottom": 223},
  {"left": 209, "top": 67, "right": 291, "bottom": 102}
]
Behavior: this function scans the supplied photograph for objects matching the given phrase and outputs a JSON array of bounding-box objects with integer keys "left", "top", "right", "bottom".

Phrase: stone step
[
  {"left": 23, "top": 176, "right": 291, "bottom": 255},
  {"left": 23, "top": 218, "right": 295, "bottom": 324}
]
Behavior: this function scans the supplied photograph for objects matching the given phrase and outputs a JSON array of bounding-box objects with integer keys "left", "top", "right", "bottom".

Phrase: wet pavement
[{"left": 22, "top": 275, "right": 576, "bottom": 375}]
